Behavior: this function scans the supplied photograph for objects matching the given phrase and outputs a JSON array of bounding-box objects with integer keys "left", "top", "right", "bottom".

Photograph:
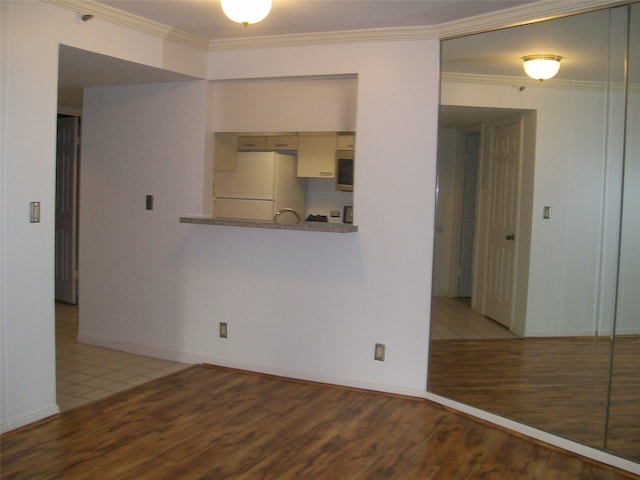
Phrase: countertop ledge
[{"left": 180, "top": 216, "right": 358, "bottom": 233}]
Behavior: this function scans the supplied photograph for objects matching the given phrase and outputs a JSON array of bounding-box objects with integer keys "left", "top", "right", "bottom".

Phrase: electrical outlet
[
  {"left": 146, "top": 195, "right": 154, "bottom": 210},
  {"left": 374, "top": 343, "right": 385, "bottom": 361},
  {"left": 219, "top": 322, "right": 228, "bottom": 338}
]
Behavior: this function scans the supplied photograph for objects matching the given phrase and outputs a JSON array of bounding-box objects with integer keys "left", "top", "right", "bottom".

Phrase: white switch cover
[{"left": 30, "top": 202, "right": 40, "bottom": 223}]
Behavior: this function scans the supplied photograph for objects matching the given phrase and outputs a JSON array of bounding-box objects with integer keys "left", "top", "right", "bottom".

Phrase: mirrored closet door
[{"left": 429, "top": 2, "right": 639, "bottom": 463}]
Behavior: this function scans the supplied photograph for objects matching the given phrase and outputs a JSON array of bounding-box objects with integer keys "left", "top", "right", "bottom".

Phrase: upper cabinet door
[
  {"left": 237, "top": 136, "right": 267, "bottom": 151},
  {"left": 297, "top": 134, "right": 337, "bottom": 178},
  {"left": 214, "top": 133, "right": 238, "bottom": 172},
  {"left": 266, "top": 135, "right": 298, "bottom": 150},
  {"left": 337, "top": 135, "right": 355, "bottom": 150}
]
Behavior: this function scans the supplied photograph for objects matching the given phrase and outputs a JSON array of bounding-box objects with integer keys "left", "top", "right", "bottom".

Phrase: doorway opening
[
  {"left": 455, "top": 130, "right": 480, "bottom": 300},
  {"left": 54, "top": 47, "right": 191, "bottom": 411},
  {"left": 53, "top": 120, "right": 188, "bottom": 410},
  {"left": 55, "top": 115, "right": 80, "bottom": 306},
  {"left": 434, "top": 107, "right": 535, "bottom": 338}
]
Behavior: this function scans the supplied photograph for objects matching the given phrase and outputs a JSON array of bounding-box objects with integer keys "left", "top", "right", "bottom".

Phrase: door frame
[
  {"left": 55, "top": 114, "right": 80, "bottom": 305},
  {"left": 448, "top": 125, "right": 482, "bottom": 299}
]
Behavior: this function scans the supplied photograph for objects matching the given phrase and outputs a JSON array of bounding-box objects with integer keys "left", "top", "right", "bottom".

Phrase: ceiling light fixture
[
  {"left": 221, "top": 0, "right": 272, "bottom": 27},
  {"left": 522, "top": 54, "right": 562, "bottom": 81}
]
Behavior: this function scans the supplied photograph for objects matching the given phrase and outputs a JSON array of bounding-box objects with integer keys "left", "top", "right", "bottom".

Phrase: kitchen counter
[{"left": 180, "top": 216, "right": 358, "bottom": 233}]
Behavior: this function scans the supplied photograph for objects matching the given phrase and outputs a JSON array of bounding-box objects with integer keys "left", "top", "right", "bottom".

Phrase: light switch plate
[
  {"left": 219, "top": 322, "right": 228, "bottom": 338},
  {"left": 30, "top": 202, "right": 41, "bottom": 223}
]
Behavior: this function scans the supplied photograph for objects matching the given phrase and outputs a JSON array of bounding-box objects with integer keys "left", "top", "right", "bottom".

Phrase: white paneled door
[
  {"left": 484, "top": 121, "right": 521, "bottom": 327},
  {"left": 55, "top": 116, "right": 79, "bottom": 304}
]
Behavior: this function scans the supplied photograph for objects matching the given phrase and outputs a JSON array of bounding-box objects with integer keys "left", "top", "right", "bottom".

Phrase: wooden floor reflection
[{"left": 428, "top": 335, "right": 640, "bottom": 462}]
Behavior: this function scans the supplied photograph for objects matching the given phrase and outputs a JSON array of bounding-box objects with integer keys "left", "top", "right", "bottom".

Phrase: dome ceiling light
[
  {"left": 221, "top": 0, "right": 272, "bottom": 27},
  {"left": 522, "top": 54, "right": 562, "bottom": 81}
]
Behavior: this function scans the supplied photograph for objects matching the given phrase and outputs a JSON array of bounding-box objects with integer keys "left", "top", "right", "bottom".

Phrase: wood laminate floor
[
  {"left": 428, "top": 336, "right": 640, "bottom": 463},
  {"left": 1, "top": 365, "right": 638, "bottom": 479}
]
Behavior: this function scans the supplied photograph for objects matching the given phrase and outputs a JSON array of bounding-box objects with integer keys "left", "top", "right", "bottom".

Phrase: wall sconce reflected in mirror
[{"left": 522, "top": 54, "right": 562, "bottom": 81}]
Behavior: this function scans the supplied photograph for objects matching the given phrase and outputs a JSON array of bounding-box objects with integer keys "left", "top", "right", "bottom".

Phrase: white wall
[
  {"left": 2, "top": 1, "right": 438, "bottom": 432},
  {"left": 78, "top": 39, "right": 440, "bottom": 396},
  {"left": 441, "top": 77, "right": 623, "bottom": 336},
  {"left": 208, "top": 41, "right": 438, "bottom": 390},
  {"left": 615, "top": 4, "right": 640, "bottom": 336},
  {"left": 616, "top": 88, "right": 640, "bottom": 335},
  {"left": 79, "top": 81, "right": 209, "bottom": 350},
  {"left": 305, "top": 178, "right": 354, "bottom": 222},
  {"left": 212, "top": 76, "right": 358, "bottom": 132},
  {"left": 0, "top": 0, "right": 207, "bottom": 432}
]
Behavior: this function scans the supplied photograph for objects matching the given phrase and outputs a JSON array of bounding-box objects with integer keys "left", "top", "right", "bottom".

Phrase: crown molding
[
  {"left": 442, "top": 72, "right": 636, "bottom": 93},
  {"left": 435, "top": 0, "right": 626, "bottom": 39},
  {"left": 44, "top": 0, "right": 626, "bottom": 52},
  {"left": 209, "top": 25, "right": 441, "bottom": 51},
  {"left": 42, "top": 0, "right": 211, "bottom": 50},
  {"left": 211, "top": 0, "right": 626, "bottom": 50}
]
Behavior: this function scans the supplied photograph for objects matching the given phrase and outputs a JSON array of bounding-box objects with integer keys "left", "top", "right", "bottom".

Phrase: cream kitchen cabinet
[
  {"left": 235, "top": 135, "right": 299, "bottom": 151},
  {"left": 237, "top": 136, "right": 267, "bottom": 151},
  {"left": 337, "top": 134, "right": 355, "bottom": 150},
  {"left": 214, "top": 133, "right": 238, "bottom": 172},
  {"left": 266, "top": 135, "right": 298, "bottom": 150},
  {"left": 297, "top": 134, "right": 337, "bottom": 178}
]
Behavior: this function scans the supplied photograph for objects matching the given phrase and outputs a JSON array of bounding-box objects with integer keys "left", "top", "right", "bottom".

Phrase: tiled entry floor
[
  {"left": 56, "top": 302, "right": 190, "bottom": 412},
  {"left": 430, "top": 296, "right": 517, "bottom": 340}
]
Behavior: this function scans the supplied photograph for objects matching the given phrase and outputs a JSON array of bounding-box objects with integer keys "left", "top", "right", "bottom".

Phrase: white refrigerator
[{"left": 213, "top": 152, "right": 306, "bottom": 223}]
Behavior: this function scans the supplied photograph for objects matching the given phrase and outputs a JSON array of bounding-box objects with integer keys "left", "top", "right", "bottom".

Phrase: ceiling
[
  {"left": 59, "top": 45, "right": 199, "bottom": 89},
  {"left": 95, "top": 0, "right": 537, "bottom": 41},
  {"left": 58, "top": 0, "right": 632, "bottom": 124},
  {"left": 57, "top": 44, "right": 201, "bottom": 108},
  {"left": 441, "top": 6, "right": 615, "bottom": 82},
  {"left": 438, "top": 106, "right": 530, "bottom": 129},
  {"left": 58, "top": 0, "right": 540, "bottom": 106}
]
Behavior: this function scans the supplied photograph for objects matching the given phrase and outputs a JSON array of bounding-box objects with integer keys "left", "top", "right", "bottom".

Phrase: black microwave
[{"left": 336, "top": 150, "right": 354, "bottom": 192}]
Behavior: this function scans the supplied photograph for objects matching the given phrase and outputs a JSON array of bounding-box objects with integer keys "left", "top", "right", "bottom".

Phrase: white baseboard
[
  {"left": 77, "top": 333, "right": 196, "bottom": 364},
  {"left": 76, "top": 333, "right": 429, "bottom": 399},
  {"left": 525, "top": 329, "right": 640, "bottom": 337},
  {"left": 1, "top": 405, "right": 60, "bottom": 434},
  {"left": 612, "top": 327, "right": 640, "bottom": 336}
]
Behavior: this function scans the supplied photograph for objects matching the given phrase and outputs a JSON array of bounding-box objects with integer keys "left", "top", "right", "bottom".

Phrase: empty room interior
[{"left": 1, "top": 0, "right": 639, "bottom": 478}]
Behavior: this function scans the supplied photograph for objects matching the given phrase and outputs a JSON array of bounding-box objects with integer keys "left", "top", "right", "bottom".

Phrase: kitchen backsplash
[{"left": 304, "top": 178, "right": 354, "bottom": 223}]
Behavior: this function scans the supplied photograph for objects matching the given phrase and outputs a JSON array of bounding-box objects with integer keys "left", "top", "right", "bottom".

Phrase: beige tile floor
[
  {"left": 56, "top": 302, "right": 190, "bottom": 412},
  {"left": 430, "top": 296, "right": 517, "bottom": 340}
]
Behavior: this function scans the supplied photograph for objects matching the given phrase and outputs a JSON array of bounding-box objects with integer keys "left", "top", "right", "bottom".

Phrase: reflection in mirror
[
  {"left": 428, "top": 4, "right": 639, "bottom": 464},
  {"left": 606, "top": 2, "right": 640, "bottom": 461}
]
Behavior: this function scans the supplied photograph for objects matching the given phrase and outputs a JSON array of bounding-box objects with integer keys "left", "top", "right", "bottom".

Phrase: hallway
[{"left": 56, "top": 302, "right": 189, "bottom": 411}]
